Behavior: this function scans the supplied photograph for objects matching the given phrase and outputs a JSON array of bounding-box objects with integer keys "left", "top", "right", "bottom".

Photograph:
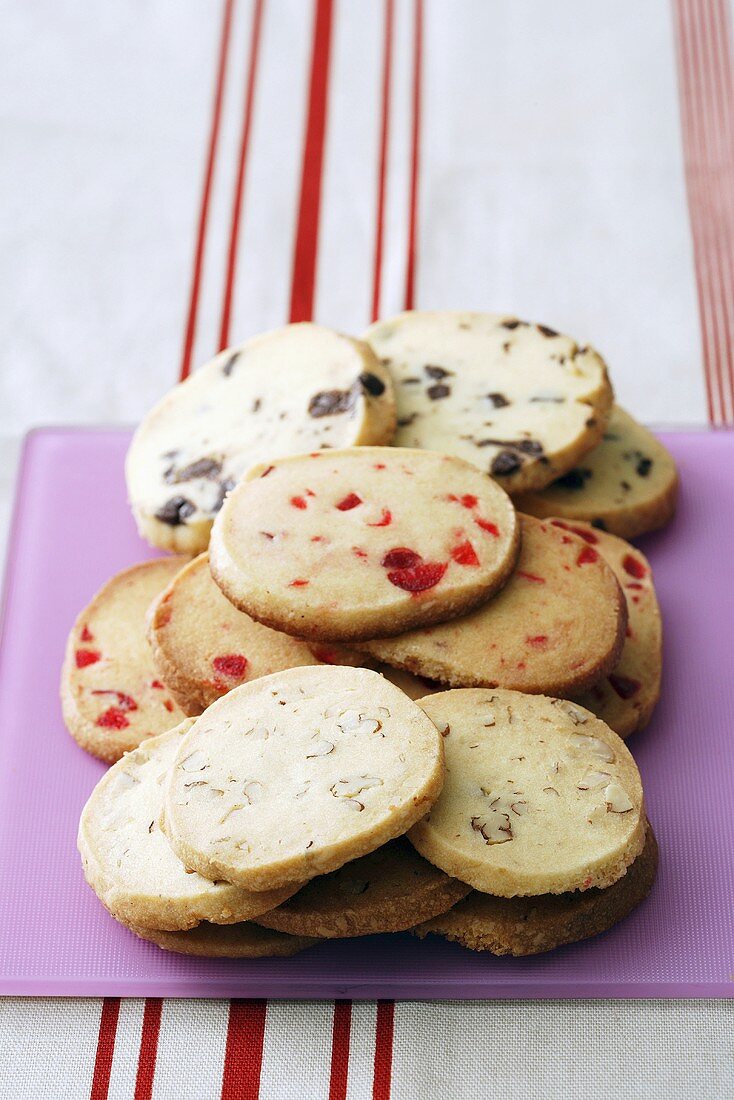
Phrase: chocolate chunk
[
  {"left": 478, "top": 438, "right": 544, "bottom": 456},
  {"left": 585, "top": 417, "right": 597, "bottom": 427},
  {"left": 401, "top": 377, "right": 421, "bottom": 384},
  {"left": 603, "top": 432, "right": 621, "bottom": 442},
  {"left": 553, "top": 468, "right": 592, "bottom": 490},
  {"left": 621, "top": 480, "right": 631, "bottom": 491},
  {"left": 397, "top": 413, "right": 418, "bottom": 427},
  {"left": 590, "top": 518, "right": 607, "bottom": 531},
  {"left": 636, "top": 456, "right": 652, "bottom": 477},
  {"left": 427, "top": 383, "right": 451, "bottom": 400},
  {"left": 359, "top": 372, "right": 386, "bottom": 396},
  {"left": 165, "top": 457, "right": 223, "bottom": 484},
  {"left": 252, "top": 397, "right": 262, "bottom": 412},
  {"left": 501, "top": 319, "right": 521, "bottom": 330},
  {"left": 155, "top": 496, "right": 196, "bottom": 526},
  {"left": 308, "top": 388, "right": 355, "bottom": 417},
  {"left": 537, "top": 324, "right": 558, "bottom": 337},
  {"left": 221, "top": 352, "right": 240, "bottom": 377},
  {"left": 424, "top": 365, "right": 452, "bottom": 380},
  {"left": 491, "top": 451, "right": 522, "bottom": 476},
  {"left": 213, "top": 478, "right": 236, "bottom": 513},
  {"left": 487, "top": 392, "right": 510, "bottom": 408}
]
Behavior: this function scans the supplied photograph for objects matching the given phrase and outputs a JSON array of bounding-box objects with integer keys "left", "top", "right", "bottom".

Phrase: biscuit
[
  {"left": 364, "top": 310, "right": 613, "bottom": 493},
  {"left": 126, "top": 323, "right": 396, "bottom": 554},
  {"left": 209, "top": 447, "right": 520, "bottom": 642},
  {"left": 358, "top": 515, "right": 627, "bottom": 697},
  {"left": 549, "top": 521, "right": 662, "bottom": 737},
  {"left": 514, "top": 405, "right": 678, "bottom": 538},
  {"left": 414, "top": 823, "right": 658, "bottom": 955},
  {"left": 128, "top": 921, "right": 318, "bottom": 957},
  {"left": 408, "top": 689, "right": 646, "bottom": 896},
  {"left": 78, "top": 721, "right": 301, "bottom": 931},
  {"left": 254, "top": 838, "right": 470, "bottom": 938},
  {"left": 61, "top": 558, "right": 188, "bottom": 762},
  {"left": 163, "top": 666, "right": 445, "bottom": 891}
]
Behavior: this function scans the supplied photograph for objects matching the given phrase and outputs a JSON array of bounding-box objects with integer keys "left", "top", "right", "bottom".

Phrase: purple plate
[{"left": 0, "top": 427, "right": 732, "bottom": 999}]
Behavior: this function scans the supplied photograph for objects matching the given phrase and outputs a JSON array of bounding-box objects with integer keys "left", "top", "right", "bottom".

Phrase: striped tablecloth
[{"left": 1, "top": 1, "right": 732, "bottom": 1096}]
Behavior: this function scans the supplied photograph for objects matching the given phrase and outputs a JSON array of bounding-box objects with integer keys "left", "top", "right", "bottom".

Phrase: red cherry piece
[
  {"left": 289, "top": 579, "right": 310, "bottom": 587},
  {"left": 311, "top": 646, "right": 340, "bottom": 664},
  {"left": 90, "top": 691, "right": 138, "bottom": 711},
  {"left": 622, "top": 554, "right": 647, "bottom": 579},
  {"left": 550, "top": 519, "right": 598, "bottom": 544},
  {"left": 374, "top": 463, "right": 386, "bottom": 470},
  {"left": 577, "top": 546, "right": 599, "bottom": 565},
  {"left": 475, "top": 518, "right": 500, "bottom": 537},
  {"left": 352, "top": 547, "right": 368, "bottom": 559},
  {"left": 164, "top": 699, "right": 175, "bottom": 712},
  {"left": 75, "top": 649, "right": 101, "bottom": 668},
  {"left": 516, "top": 571, "right": 545, "bottom": 584},
  {"left": 526, "top": 635, "right": 548, "bottom": 648},
  {"left": 461, "top": 494, "right": 478, "bottom": 508},
  {"left": 336, "top": 492, "right": 363, "bottom": 511},
  {"left": 151, "top": 680, "right": 165, "bottom": 690},
  {"left": 290, "top": 496, "right": 307, "bottom": 509},
  {"left": 387, "top": 561, "right": 448, "bottom": 592},
  {"left": 311, "top": 535, "right": 325, "bottom": 542},
  {"left": 381, "top": 547, "right": 422, "bottom": 570},
  {"left": 260, "top": 465, "right": 275, "bottom": 477},
  {"left": 367, "top": 508, "right": 392, "bottom": 527},
  {"left": 451, "top": 540, "right": 480, "bottom": 567},
  {"left": 96, "top": 707, "right": 130, "bottom": 730},
  {"left": 212, "top": 654, "right": 248, "bottom": 678},
  {"left": 608, "top": 674, "right": 641, "bottom": 699},
  {"left": 80, "top": 625, "right": 94, "bottom": 642}
]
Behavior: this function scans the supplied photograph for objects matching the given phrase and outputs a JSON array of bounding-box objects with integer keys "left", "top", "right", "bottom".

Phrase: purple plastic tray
[{"left": 0, "top": 427, "right": 732, "bottom": 999}]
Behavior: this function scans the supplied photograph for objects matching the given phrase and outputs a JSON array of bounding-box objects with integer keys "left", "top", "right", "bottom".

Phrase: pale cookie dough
[
  {"left": 78, "top": 721, "right": 300, "bottom": 931},
  {"left": 164, "top": 666, "right": 444, "bottom": 891},
  {"left": 129, "top": 921, "right": 318, "bottom": 958},
  {"left": 549, "top": 521, "right": 663, "bottom": 738},
  {"left": 358, "top": 515, "right": 627, "bottom": 697},
  {"left": 364, "top": 310, "right": 613, "bottom": 494},
  {"left": 126, "top": 323, "right": 396, "bottom": 554},
  {"left": 61, "top": 558, "right": 188, "bottom": 763},
  {"left": 514, "top": 405, "right": 679, "bottom": 538},
  {"left": 148, "top": 553, "right": 362, "bottom": 715},
  {"left": 254, "top": 838, "right": 470, "bottom": 938},
  {"left": 408, "top": 689, "right": 646, "bottom": 896},
  {"left": 414, "top": 822, "right": 658, "bottom": 955},
  {"left": 210, "top": 447, "right": 520, "bottom": 642}
]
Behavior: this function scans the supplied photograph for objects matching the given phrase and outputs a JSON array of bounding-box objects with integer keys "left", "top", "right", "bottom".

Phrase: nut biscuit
[
  {"left": 514, "top": 405, "right": 678, "bottom": 539},
  {"left": 164, "top": 666, "right": 445, "bottom": 892},
  {"left": 551, "top": 521, "right": 663, "bottom": 737},
  {"left": 61, "top": 558, "right": 188, "bottom": 762},
  {"left": 408, "top": 689, "right": 646, "bottom": 896},
  {"left": 254, "top": 838, "right": 471, "bottom": 938},
  {"left": 414, "top": 823, "right": 658, "bottom": 955},
  {"left": 148, "top": 553, "right": 363, "bottom": 715},
  {"left": 358, "top": 515, "right": 627, "bottom": 697},
  {"left": 78, "top": 721, "right": 301, "bottom": 931},
  {"left": 129, "top": 921, "right": 318, "bottom": 958},
  {"left": 126, "top": 323, "right": 397, "bottom": 554},
  {"left": 210, "top": 447, "right": 520, "bottom": 642},
  {"left": 364, "top": 310, "right": 613, "bottom": 494}
]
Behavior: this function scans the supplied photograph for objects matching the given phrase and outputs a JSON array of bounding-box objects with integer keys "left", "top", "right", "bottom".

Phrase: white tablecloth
[{"left": 1, "top": 1, "right": 732, "bottom": 1096}]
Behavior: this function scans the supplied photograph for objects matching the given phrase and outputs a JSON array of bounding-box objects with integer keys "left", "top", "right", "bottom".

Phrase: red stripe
[
  {"left": 672, "top": 0, "right": 734, "bottom": 425},
  {"left": 288, "top": 0, "right": 336, "bottom": 323},
  {"left": 372, "top": 1000, "right": 395, "bottom": 1100},
  {"left": 328, "top": 1001, "right": 352, "bottom": 1100},
  {"left": 220, "top": 1001, "right": 268, "bottom": 1100},
  {"left": 403, "top": 0, "right": 424, "bottom": 311},
  {"left": 371, "top": 0, "right": 395, "bottom": 322},
  {"left": 218, "top": 0, "right": 266, "bottom": 351},
  {"left": 134, "top": 998, "right": 163, "bottom": 1100},
  {"left": 89, "top": 998, "right": 120, "bottom": 1100},
  {"left": 179, "top": 0, "right": 237, "bottom": 380}
]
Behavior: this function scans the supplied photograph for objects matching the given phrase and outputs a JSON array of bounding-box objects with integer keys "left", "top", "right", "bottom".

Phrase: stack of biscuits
[{"left": 64, "top": 311, "right": 676, "bottom": 957}]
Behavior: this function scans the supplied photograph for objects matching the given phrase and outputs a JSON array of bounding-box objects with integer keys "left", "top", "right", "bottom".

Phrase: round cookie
[
  {"left": 414, "top": 823, "right": 658, "bottom": 955},
  {"left": 126, "top": 323, "right": 396, "bottom": 554},
  {"left": 514, "top": 406, "right": 678, "bottom": 538},
  {"left": 164, "top": 666, "right": 445, "bottom": 891},
  {"left": 550, "top": 521, "right": 663, "bottom": 738},
  {"left": 148, "top": 553, "right": 363, "bottom": 714},
  {"left": 254, "top": 838, "right": 470, "bottom": 938},
  {"left": 408, "top": 689, "right": 646, "bottom": 896},
  {"left": 78, "top": 720, "right": 301, "bottom": 931},
  {"left": 364, "top": 310, "right": 613, "bottom": 494},
  {"left": 210, "top": 447, "right": 520, "bottom": 642},
  {"left": 61, "top": 558, "right": 188, "bottom": 763},
  {"left": 129, "top": 921, "right": 318, "bottom": 958},
  {"left": 358, "top": 515, "right": 627, "bottom": 697}
]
